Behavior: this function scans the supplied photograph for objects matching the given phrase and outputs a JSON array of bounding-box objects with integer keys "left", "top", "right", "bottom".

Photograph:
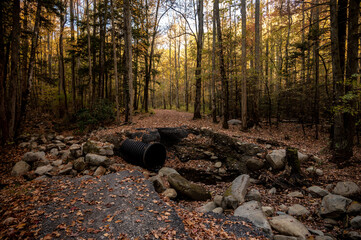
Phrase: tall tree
[
  {"left": 59, "top": 0, "right": 69, "bottom": 118},
  {"left": 70, "top": 0, "right": 76, "bottom": 110},
  {"left": 110, "top": 0, "right": 119, "bottom": 123},
  {"left": 193, "top": 0, "right": 204, "bottom": 119},
  {"left": 124, "top": 0, "right": 133, "bottom": 122},
  {"left": 241, "top": 0, "right": 247, "bottom": 129},
  {"left": 253, "top": 0, "right": 261, "bottom": 125},
  {"left": 86, "top": 0, "right": 93, "bottom": 106},
  {"left": 211, "top": 0, "right": 217, "bottom": 123}
]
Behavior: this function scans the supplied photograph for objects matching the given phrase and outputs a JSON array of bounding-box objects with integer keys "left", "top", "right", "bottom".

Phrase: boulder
[
  {"left": 274, "top": 236, "right": 298, "bottom": 240},
  {"left": 297, "top": 152, "right": 309, "bottom": 161},
  {"left": 196, "top": 202, "right": 217, "bottom": 213},
  {"left": 214, "top": 195, "right": 223, "bottom": 207},
  {"left": 158, "top": 167, "right": 179, "bottom": 177},
  {"left": 162, "top": 188, "right": 177, "bottom": 199},
  {"left": 94, "top": 166, "right": 106, "bottom": 176},
  {"left": 245, "top": 189, "right": 262, "bottom": 202},
  {"left": 11, "top": 161, "right": 31, "bottom": 176},
  {"left": 23, "top": 151, "right": 46, "bottom": 163},
  {"left": 348, "top": 202, "right": 361, "bottom": 215},
  {"left": 269, "top": 215, "right": 310, "bottom": 239},
  {"left": 167, "top": 173, "right": 211, "bottom": 201},
  {"left": 82, "top": 140, "right": 114, "bottom": 156},
  {"left": 59, "top": 150, "right": 70, "bottom": 160},
  {"left": 142, "top": 130, "right": 161, "bottom": 143},
  {"left": 224, "top": 174, "right": 250, "bottom": 204},
  {"left": 237, "top": 142, "right": 264, "bottom": 156},
  {"left": 73, "top": 157, "right": 87, "bottom": 171},
  {"left": 333, "top": 181, "right": 361, "bottom": 198},
  {"left": 288, "top": 204, "right": 310, "bottom": 217},
  {"left": 58, "top": 164, "right": 74, "bottom": 175},
  {"left": 227, "top": 119, "right": 242, "bottom": 125},
  {"left": 19, "top": 142, "right": 30, "bottom": 148},
  {"left": 280, "top": 204, "right": 289, "bottom": 212},
  {"left": 52, "top": 160, "right": 63, "bottom": 167},
  {"left": 69, "top": 144, "right": 82, "bottom": 158},
  {"left": 85, "top": 153, "right": 111, "bottom": 167},
  {"left": 246, "top": 157, "right": 264, "bottom": 171},
  {"left": 320, "top": 194, "right": 352, "bottom": 218},
  {"left": 287, "top": 191, "right": 303, "bottom": 198},
  {"left": 268, "top": 187, "right": 277, "bottom": 195},
  {"left": 214, "top": 162, "right": 222, "bottom": 168},
  {"left": 34, "top": 165, "right": 53, "bottom": 175},
  {"left": 50, "top": 148, "right": 59, "bottom": 157},
  {"left": 221, "top": 195, "right": 239, "bottom": 210},
  {"left": 157, "top": 127, "right": 188, "bottom": 145},
  {"left": 262, "top": 206, "right": 274, "bottom": 217},
  {"left": 212, "top": 207, "right": 223, "bottom": 214},
  {"left": 266, "top": 149, "right": 286, "bottom": 170},
  {"left": 351, "top": 216, "right": 361, "bottom": 229},
  {"left": 234, "top": 201, "right": 272, "bottom": 235},
  {"left": 346, "top": 231, "right": 361, "bottom": 240},
  {"left": 149, "top": 175, "right": 167, "bottom": 193},
  {"left": 307, "top": 186, "right": 329, "bottom": 198}
]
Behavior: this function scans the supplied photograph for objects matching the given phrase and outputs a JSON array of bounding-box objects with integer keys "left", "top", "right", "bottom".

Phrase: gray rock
[
  {"left": 266, "top": 149, "right": 286, "bottom": 170},
  {"left": 246, "top": 157, "right": 264, "bottom": 171},
  {"left": 346, "top": 231, "right": 361, "bottom": 240},
  {"left": 224, "top": 174, "right": 250, "bottom": 204},
  {"left": 348, "top": 202, "right": 361, "bottom": 215},
  {"left": 298, "top": 152, "right": 309, "bottom": 161},
  {"left": 23, "top": 151, "right": 46, "bottom": 163},
  {"left": 320, "top": 194, "right": 352, "bottom": 218},
  {"left": 142, "top": 130, "right": 161, "bottom": 143},
  {"left": 34, "top": 165, "right": 53, "bottom": 175},
  {"left": 109, "top": 163, "right": 125, "bottom": 172},
  {"left": 50, "top": 148, "right": 59, "bottom": 157},
  {"left": 218, "top": 168, "right": 226, "bottom": 174},
  {"left": 315, "top": 169, "right": 323, "bottom": 176},
  {"left": 221, "top": 195, "right": 239, "bottom": 210},
  {"left": 210, "top": 156, "right": 218, "bottom": 160},
  {"left": 245, "top": 189, "right": 262, "bottom": 202},
  {"left": 333, "top": 181, "right": 361, "bottom": 198},
  {"left": 73, "top": 157, "right": 87, "bottom": 171},
  {"left": 307, "top": 228, "right": 324, "bottom": 236},
  {"left": 262, "top": 206, "right": 275, "bottom": 217},
  {"left": 162, "top": 188, "right": 177, "bottom": 199},
  {"left": 64, "top": 136, "right": 74, "bottom": 142},
  {"left": 196, "top": 202, "right": 217, "bottom": 213},
  {"left": 85, "top": 153, "right": 111, "bottom": 167},
  {"left": 149, "top": 175, "right": 166, "bottom": 193},
  {"left": 323, "top": 218, "right": 338, "bottom": 225},
  {"left": 273, "top": 235, "right": 298, "bottom": 240},
  {"left": 288, "top": 204, "right": 310, "bottom": 216},
  {"left": 269, "top": 215, "right": 310, "bottom": 239},
  {"left": 287, "top": 191, "right": 303, "bottom": 198},
  {"left": 58, "top": 164, "right": 73, "bottom": 175},
  {"left": 268, "top": 187, "right": 277, "bottom": 195},
  {"left": 234, "top": 201, "right": 272, "bottom": 235},
  {"left": 214, "top": 195, "right": 223, "bottom": 207},
  {"left": 315, "top": 237, "right": 333, "bottom": 240},
  {"left": 214, "top": 162, "right": 222, "bottom": 168},
  {"left": 351, "top": 216, "right": 361, "bottom": 229},
  {"left": 307, "top": 186, "right": 329, "bottom": 198},
  {"left": 19, "top": 142, "right": 30, "bottom": 148},
  {"left": 228, "top": 119, "right": 242, "bottom": 125},
  {"left": 280, "top": 204, "right": 289, "bottom": 212},
  {"left": 94, "top": 166, "right": 106, "bottom": 176},
  {"left": 168, "top": 173, "right": 211, "bottom": 201},
  {"left": 69, "top": 144, "right": 82, "bottom": 158},
  {"left": 11, "top": 161, "right": 31, "bottom": 176},
  {"left": 212, "top": 207, "right": 223, "bottom": 214},
  {"left": 56, "top": 135, "right": 64, "bottom": 141},
  {"left": 30, "top": 141, "right": 38, "bottom": 149},
  {"left": 56, "top": 142, "right": 66, "bottom": 150},
  {"left": 52, "top": 159, "right": 63, "bottom": 167},
  {"left": 59, "top": 150, "right": 70, "bottom": 160},
  {"left": 158, "top": 167, "right": 179, "bottom": 177}
]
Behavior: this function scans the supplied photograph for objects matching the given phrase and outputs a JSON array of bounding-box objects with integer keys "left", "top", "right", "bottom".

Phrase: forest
[{"left": 1, "top": 0, "right": 360, "bottom": 164}]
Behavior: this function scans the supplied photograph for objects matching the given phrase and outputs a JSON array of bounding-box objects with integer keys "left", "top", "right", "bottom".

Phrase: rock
[
  {"left": 280, "top": 204, "right": 289, "bottom": 212},
  {"left": 59, "top": 150, "right": 70, "bottom": 160},
  {"left": 351, "top": 216, "right": 361, "bottom": 229},
  {"left": 306, "top": 166, "right": 316, "bottom": 174},
  {"left": 158, "top": 167, "right": 179, "bottom": 177},
  {"left": 30, "top": 141, "right": 38, "bottom": 149},
  {"left": 85, "top": 153, "right": 111, "bottom": 167},
  {"left": 214, "top": 195, "right": 223, "bottom": 207},
  {"left": 246, "top": 157, "right": 264, "bottom": 171},
  {"left": 320, "top": 194, "right": 352, "bottom": 218},
  {"left": 196, "top": 202, "right": 217, "bottom": 213},
  {"left": 262, "top": 206, "right": 275, "bottom": 217},
  {"left": 266, "top": 149, "right": 286, "bottom": 170},
  {"left": 218, "top": 168, "right": 226, "bottom": 174},
  {"left": 288, "top": 204, "right": 310, "bottom": 216},
  {"left": 94, "top": 166, "right": 106, "bottom": 176},
  {"left": 287, "top": 191, "right": 303, "bottom": 198},
  {"left": 212, "top": 207, "right": 223, "bottom": 214},
  {"left": 149, "top": 175, "right": 166, "bottom": 193},
  {"left": 333, "top": 181, "right": 361, "bottom": 198},
  {"left": 34, "top": 165, "right": 53, "bottom": 175},
  {"left": 214, "top": 162, "right": 222, "bottom": 168},
  {"left": 64, "top": 136, "right": 74, "bottom": 143},
  {"left": 268, "top": 187, "right": 277, "bottom": 195},
  {"left": 210, "top": 156, "right": 218, "bottom": 160},
  {"left": 50, "top": 148, "right": 59, "bottom": 157},
  {"left": 69, "top": 144, "right": 82, "bottom": 158},
  {"left": 269, "top": 215, "right": 310, "bottom": 239},
  {"left": 11, "top": 161, "right": 31, "bottom": 176},
  {"left": 315, "top": 169, "right": 323, "bottom": 176},
  {"left": 157, "top": 127, "right": 188, "bottom": 145},
  {"left": 58, "top": 164, "right": 73, "bottom": 175},
  {"left": 348, "top": 202, "right": 361, "bottom": 215},
  {"left": 73, "top": 157, "right": 87, "bottom": 171},
  {"left": 19, "top": 142, "right": 30, "bottom": 148},
  {"left": 323, "top": 218, "right": 338, "bottom": 225},
  {"left": 142, "top": 130, "right": 161, "bottom": 143},
  {"left": 297, "top": 152, "right": 309, "bottom": 161},
  {"left": 109, "top": 163, "right": 125, "bottom": 172},
  {"left": 23, "top": 151, "right": 46, "bottom": 163},
  {"left": 346, "top": 231, "right": 361, "bottom": 240},
  {"left": 237, "top": 142, "right": 264, "bottom": 155},
  {"left": 307, "top": 228, "right": 324, "bottom": 236},
  {"left": 56, "top": 135, "right": 64, "bottom": 141},
  {"left": 2, "top": 217, "right": 17, "bottom": 225},
  {"left": 227, "top": 119, "right": 242, "bottom": 125},
  {"left": 234, "top": 201, "right": 272, "bottom": 235},
  {"left": 245, "top": 189, "right": 262, "bottom": 202},
  {"left": 33, "top": 175, "right": 49, "bottom": 181},
  {"left": 315, "top": 236, "right": 333, "bottom": 240},
  {"left": 224, "top": 174, "right": 250, "bottom": 204},
  {"left": 162, "top": 188, "right": 177, "bottom": 199},
  {"left": 168, "top": 173, "right": 211, "bottom": 201},
  {"left": 308, "top": 186, "right": 329, "bottom": 198},
  {"left": 273, "top": 235, "right": 298, "bottom": 240},
  {"left": 56, "top": 142, "right": 66, "bottom": 150},
  {"left": 52, "top": 159, "right": 63, "bottom": 167},
  {"left": 221, "top": 195, "right": 239, "bottom": 210}
]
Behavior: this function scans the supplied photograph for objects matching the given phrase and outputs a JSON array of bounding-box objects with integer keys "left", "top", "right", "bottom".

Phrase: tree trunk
[
  {"left": 0, "top": 2, "right": 8, "bottom": 143},
  {"left": 124, "top": 0, "right": 133, "bottom": 122},
  {"left": 59, "top": 4, "right": 68, "bottom": 118},
  {"left": 184, "top": 1, "right": 189, "bottom": 112},
  {"left": 70, "top": 0, "right": 76, "bottom": 111},
  {"left": 253, "top": 0, "right": 261, "bottom": 125},
  {"left": 193, "top": 0, "right": 203, "bottom": 119},
  {"left": 241, "top": 0, "right": 247, "bottom": 129},
  {"left": 111, "top": 0, "right": 119, "bottom": 123},
  {"left": 86, "top": 0, "right": 93, "bottom": 107},
  {"left": 313, "top": 0, "right": 320, "bottom": 139},
  {"left": 211, "top": 2, "right": 217, "bottom": 123}
]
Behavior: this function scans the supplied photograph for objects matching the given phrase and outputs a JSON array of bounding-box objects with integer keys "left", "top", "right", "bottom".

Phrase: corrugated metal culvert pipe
[{"left": 119, "top": 139, "right": 166, "bottom": 170}]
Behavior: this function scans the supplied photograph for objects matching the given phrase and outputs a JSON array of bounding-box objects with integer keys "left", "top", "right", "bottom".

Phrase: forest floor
[{"left": 0, "top": 109, "right": 360, "bottom": 239}]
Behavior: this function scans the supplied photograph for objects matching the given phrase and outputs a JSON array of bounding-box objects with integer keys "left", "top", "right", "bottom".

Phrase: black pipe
[{"left": 119, "top": 139, "right": 166, "bottom": 170}]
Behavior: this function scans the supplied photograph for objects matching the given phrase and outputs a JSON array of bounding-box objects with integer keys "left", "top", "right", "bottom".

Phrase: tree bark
[
  {"left": 211, "top": 2, "right": 217, "bottom": 123},
  {"left": 0, "top": 2, "right": 8, "bottom": 143},
  {"left": 124, "top": 0, "right": 133, "bottom": 122},
  {"left": 241, "top": 0, "right": 247, "bottom": 129},
  {"left": 86, "top": 0, "right": 93, "bottom": 107},
  {"left": 59, "top": 3, "right": 68, "bottom": 118},
  {"left": 70, "top": 0, "right": 76, "bottom": 111},
  {"left": 111, "top": 0, "right": 119, "bottom": 123}
]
